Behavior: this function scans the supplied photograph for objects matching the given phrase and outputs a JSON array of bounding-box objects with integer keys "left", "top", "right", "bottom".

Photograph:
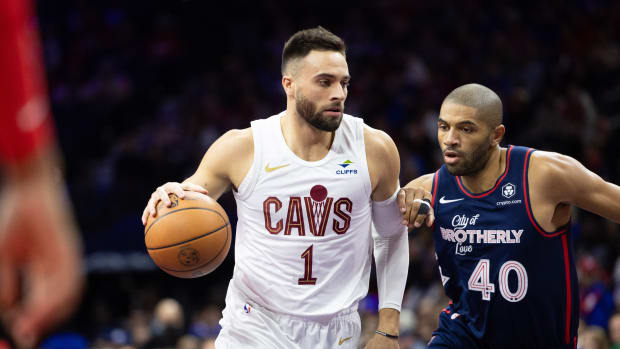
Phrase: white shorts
[{"left": 215, "top": 284, "right": 361, "bottom": 349}]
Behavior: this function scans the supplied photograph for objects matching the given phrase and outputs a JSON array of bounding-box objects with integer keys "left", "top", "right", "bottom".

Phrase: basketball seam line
[
  {"left": 145, "top": 206, "right": 227, "bottom": 236},
  {"left": 147, "top": 221, "right": 230, "bottom": 250},
  {"left": 157, "top": 224, "right": 230, "bottom": 273}
]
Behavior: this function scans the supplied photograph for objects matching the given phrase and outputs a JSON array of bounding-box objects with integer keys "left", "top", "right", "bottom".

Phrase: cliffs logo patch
[
  {"left": 502, "top": 183, "right": 516, "bottom": 199},
  {"left": 336, "top": 160, "right": 357, "bottom": 175},
  {"left": 339, "top": 160, "right": 353, "bottom": 168}
]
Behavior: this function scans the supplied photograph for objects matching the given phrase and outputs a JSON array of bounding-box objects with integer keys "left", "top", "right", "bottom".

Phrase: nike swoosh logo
[
  {"left": 439, "top": 196, "right": 464, "bottom": 204},
  {"left": 338, "top": 337, "right": 352, "bottom": 345},
  {"left": 265, "top": 163, "right": 290, "bottom": 172}
]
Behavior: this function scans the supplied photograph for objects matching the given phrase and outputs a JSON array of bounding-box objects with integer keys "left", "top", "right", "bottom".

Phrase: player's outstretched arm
[
  {"left": 141, "top": 128, "right": 253, "bottom": 224},
  {"left": 531, "top": 151, "right": 620, "bottom": 224}
]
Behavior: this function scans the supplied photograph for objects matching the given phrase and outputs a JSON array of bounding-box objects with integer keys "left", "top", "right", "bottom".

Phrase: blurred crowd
[{"left": 19, "top": 0, "right": 620, "bottom": 348}]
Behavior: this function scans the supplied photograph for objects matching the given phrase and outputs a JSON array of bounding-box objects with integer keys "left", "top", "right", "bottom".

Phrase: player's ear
[
  {"left": 491, "top": 124, "right": 505, "bottom": 146},
  {"left": 282, "top": 75, "right": 294, "bottom": 98}
]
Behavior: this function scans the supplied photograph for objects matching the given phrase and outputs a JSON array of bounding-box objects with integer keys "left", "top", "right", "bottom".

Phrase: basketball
[{"left": 144, "top": 193, "right": 231, "bottom": 278}]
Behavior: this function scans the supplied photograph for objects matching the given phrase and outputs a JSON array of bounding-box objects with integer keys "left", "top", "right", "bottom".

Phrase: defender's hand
[
  {"left": 141, "top": 182, "right": 208, "bottom": 225},
  {"left": 397, "top": 187, "right": 435, "bottom": 229}
]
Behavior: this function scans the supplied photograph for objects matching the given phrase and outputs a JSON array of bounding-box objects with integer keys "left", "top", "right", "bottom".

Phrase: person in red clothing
[{"left": 0, "top": 0, "right": 84, "bottom": 347}]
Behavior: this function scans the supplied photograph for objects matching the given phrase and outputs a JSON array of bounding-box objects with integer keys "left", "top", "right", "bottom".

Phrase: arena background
[{"left": 23, "top": 0, "right": 620, "bottom": 348}]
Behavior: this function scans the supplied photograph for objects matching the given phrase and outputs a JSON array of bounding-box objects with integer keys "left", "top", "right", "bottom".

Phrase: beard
[
  {"left": 295, "top": 94, "right": 343, "bottom": 132},
  {"left": 445, "top": 138, "right": 493, "bottom": 176}
]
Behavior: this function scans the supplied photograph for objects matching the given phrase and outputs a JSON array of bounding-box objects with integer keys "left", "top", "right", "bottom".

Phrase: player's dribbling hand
[
  {"left": 141, "top": 182, "right": 208, "bottom": 225},
  {"left": 397, "top": 187, "right": 435, "bottom": 230},
  {"left": 363, "top": 334, "right": 400, "bottom": 349}
]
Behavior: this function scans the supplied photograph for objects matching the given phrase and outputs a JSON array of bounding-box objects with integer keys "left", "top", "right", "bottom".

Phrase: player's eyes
[
  {"left": 438, "top": 124, "right": 448, "bottom": 131},
  {"left": 319, "top": 80, "right": 330, "bottom": 87},
  {"left": 462, "top": 127, "right": 473, "bottom": 133}
]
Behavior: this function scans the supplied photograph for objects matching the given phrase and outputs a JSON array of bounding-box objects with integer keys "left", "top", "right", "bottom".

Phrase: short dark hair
[
  {"left": 281, "top": 26, "right": 346, "bottom": 75},
  {"left": 443, "top": 83, "right": 503, "bottom": 128}
]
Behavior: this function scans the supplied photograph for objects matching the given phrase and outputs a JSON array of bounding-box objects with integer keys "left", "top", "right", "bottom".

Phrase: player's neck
[
  {"left": 280, "top": 110, "right": 335, "bottom": 161},
  {"left": 460, "top": 146, "right": 506, "bottom": 194}
]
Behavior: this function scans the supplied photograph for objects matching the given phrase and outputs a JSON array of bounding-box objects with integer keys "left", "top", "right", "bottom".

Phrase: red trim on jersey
[
  {"left": 456, "top": 146, "right": 513, "bottom": 198},
  {"left": 562, "top": 235, "right": 572, "bottom": 345},
  {"left": 441, "top": 300, "right": 452, "bottom": 314},
  {"left": 574, "top": 336, "right": 577, "bottom": 349},
  {"left": 522, "top": 148, "right": 567, "bottom": 238},
  {"left": 430, "top": 170, "right": 439, "bottom": 231},
  {"left": 0, "top": 0, "right": 54, "bottom": 164},
  {"left": 431, "top": 170, "right": 439, "bottom": 207}
]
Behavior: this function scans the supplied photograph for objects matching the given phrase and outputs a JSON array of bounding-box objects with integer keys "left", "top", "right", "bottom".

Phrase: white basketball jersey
[{"left": 231, "top": 111, "right": 374, "bottom": 318}]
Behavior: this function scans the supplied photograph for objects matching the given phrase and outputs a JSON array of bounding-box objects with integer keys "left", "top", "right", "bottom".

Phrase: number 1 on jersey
[{"left": 298, "top": 245, "right": 317, "bottom": 285}]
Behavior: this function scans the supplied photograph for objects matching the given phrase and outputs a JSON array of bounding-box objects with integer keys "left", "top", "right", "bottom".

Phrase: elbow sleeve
[{"left": 371, "top": 188, "right": 406, "bottom": 238}]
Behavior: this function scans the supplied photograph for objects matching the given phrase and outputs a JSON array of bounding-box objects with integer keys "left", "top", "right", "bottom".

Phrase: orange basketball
[{"left": 144, "top": 192, "right": 231, "bottom": 278}]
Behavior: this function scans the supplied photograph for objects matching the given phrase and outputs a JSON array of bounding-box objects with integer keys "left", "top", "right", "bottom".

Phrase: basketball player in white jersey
[{"left": 142, "top": 27, "right": 432, "bottom": 349}]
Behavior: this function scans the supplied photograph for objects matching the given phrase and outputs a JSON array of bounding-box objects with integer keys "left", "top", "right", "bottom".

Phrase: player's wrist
[
  {"left": 375, "top": 329, "right": 399, "bottom": 339},
  {"left": 376, "top": 308, "right": 400, "bottom": 334}
]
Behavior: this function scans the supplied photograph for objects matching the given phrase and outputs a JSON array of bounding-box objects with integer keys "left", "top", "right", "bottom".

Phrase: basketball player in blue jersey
[
  {"left": 399, "top": 83, "right": 620, "bottom": 349},
  {"left": 142, "top": 27, "right": 432, "bottom": 349}
]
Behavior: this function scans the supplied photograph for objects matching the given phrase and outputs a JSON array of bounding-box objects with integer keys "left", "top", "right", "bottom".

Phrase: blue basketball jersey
[{"left": 430, "top": 145, "right": 579, "bottom": 349}]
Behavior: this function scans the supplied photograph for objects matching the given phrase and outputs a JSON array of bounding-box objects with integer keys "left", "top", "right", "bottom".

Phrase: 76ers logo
[{"left": 263, "top": 185, "right": 353, "bottom": 236}]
